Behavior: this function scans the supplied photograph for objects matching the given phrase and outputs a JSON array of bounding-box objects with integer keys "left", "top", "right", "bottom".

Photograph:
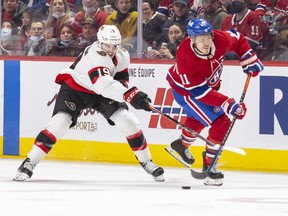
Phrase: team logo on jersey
[
  {"left": 97, "top": 51, "right": 107, "bottom": 56},
  {"left": 65, "top": 100, "right": 76, "bottom": 111},
  {"left": 207, "top": 60, "right": 223, "bottom": 87},
  {"left": 213, "top": 106, "right": 221, "bottom": 113}
]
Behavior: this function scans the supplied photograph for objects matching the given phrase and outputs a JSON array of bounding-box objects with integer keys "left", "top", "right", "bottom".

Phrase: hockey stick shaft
[
  {"left": 148, "top": 104, "right": 216, "bottom": 146},
  {"left": 191, "top": 73, "right": 252, "bottom": 179},
  {"left": 148, "top": 104, "right": 246, "bottom": 155}
]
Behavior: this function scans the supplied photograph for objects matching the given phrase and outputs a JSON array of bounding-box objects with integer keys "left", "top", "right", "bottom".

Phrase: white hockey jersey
[{"left": 55, "top": 42, "right": 131, "bottom": 103}]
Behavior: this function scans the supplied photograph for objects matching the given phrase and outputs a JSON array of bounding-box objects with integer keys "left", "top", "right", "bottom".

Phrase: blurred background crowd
[{"left": 0, "top": 0, "right": 287, "bottom": 61}]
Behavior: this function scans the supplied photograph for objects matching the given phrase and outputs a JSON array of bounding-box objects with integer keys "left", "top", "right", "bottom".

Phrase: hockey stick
[
  {"left": 190, "top": 73, "right": 252, "bottom": 179},
  {"left": 148, "top": 105, "right": 246, "bottom": 156}
]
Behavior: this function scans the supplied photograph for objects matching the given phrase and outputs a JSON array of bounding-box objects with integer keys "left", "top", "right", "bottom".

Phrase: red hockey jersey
[
  {"left": 221, "top": 9, "right": 263, "bottom": 45},
  {"left": 166, "top": 30, "right": 252, "bottom": 106}
]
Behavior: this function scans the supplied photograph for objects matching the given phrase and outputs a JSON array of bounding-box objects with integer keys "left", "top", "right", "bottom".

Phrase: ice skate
[
  {"left": 140, "top": 160, "right": 165, "bottom": 182},
  {"left": 202, "top": 152, "right": 224, "bottom": 186},
  {"left": 165, "top": 139, "right": 195, "bottom": 167},
  {"left": 13, "top": 158, "right": 35, "bottom": 181}
]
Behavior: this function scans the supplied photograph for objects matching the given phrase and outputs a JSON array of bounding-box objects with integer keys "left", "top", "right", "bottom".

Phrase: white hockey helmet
[{"left": 97, "top": 25, "right": 121, "bottom": 45}]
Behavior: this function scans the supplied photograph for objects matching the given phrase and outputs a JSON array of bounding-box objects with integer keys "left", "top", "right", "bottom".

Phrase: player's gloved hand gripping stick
[{"left": 190, "top": 73, "right": 252, "bottom": 179}]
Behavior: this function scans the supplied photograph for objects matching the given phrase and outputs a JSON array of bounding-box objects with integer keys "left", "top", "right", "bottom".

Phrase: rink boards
[{"left": 0, "top": 57, "right": 287, "bottom": 172}]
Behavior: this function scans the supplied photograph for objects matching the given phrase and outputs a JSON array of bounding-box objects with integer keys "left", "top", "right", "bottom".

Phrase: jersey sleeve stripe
[
  {"left": 88, "top": 69, "right": 100, "bottom": 84},
  {"left": 114, "top": 68, "right": 129, "bottom": 81}
]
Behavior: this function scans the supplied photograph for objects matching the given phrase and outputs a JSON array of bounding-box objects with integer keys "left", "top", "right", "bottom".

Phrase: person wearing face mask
[
  {"left": 45, "top": 0, "right": 75, "bottom": 45},
  {"left": 0, "top": 20, "right": 23, "bottom": 55},
  {"left": 46, "top": 0, "right": 79, "bottom": 14},
  {"left": 221, "top": 0, "right": 263, "bottom": 59},
  {"left": 23, "top": 20, "right": 53, "bottom": 56},
  {"left": 48, "top": 23, "right": 82, "bottom": 56},
  {"left": 73, "top": 0, "right": 108, "bottom": 35},
  {"left": 197, "top": 0, "right": 228, "bottom": 30}
]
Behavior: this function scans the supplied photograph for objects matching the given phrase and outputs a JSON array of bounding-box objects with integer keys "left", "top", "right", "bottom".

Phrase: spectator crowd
[{"left": 1, "top": 0, "right": 288, "bottom": 61}]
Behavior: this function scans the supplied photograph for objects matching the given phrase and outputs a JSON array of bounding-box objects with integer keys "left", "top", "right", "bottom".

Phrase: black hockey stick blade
[{"left": 190, "top": 169, "right": 209, "bottom": 179}]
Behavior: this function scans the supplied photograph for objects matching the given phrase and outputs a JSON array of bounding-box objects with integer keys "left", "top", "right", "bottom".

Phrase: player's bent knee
[{"left": 209, "top": 115, "right": 231, "bottom": 142}]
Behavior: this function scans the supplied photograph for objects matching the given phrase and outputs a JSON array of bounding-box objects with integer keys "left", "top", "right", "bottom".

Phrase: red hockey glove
[
  {"left": 124, "top": 87, "right": 151, "bottom": 111},
  {"left": 240, "top": 50, "right": 264, "bottom": 77},
  {"left": 222, "top": 98, "right": 247, "bottom": 120}
]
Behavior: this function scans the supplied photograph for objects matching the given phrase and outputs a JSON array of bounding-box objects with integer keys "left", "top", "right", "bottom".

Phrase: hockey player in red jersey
[
  {"left": 165, "top": 18, "right": 264, "bottom": 186},
  {"left": 14, "top": 25, "right": 164, "bottom": 182}
]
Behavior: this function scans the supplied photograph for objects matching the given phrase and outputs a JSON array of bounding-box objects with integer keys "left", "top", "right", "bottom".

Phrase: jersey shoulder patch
[{"left": 97, "top": 51, "right": 107, "bottom": 56}]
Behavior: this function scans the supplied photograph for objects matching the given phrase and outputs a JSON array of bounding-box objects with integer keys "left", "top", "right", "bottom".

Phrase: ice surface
[{"left": 0, "top": 159, "right": 287, "bottom": 216}]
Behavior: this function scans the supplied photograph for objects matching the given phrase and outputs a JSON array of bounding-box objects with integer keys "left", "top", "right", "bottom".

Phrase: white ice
[{"left": 0, "top": 158, "right": 288, "bottom": 216}]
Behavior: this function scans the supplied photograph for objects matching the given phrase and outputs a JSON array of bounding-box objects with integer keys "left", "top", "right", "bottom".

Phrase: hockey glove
[
  {"left": 124, "top": 87, "right": 151, "bottom": 111},
  {"left": 222, "top": 98, "right": 247, "bottom": 120},
  {"left": 240, "top": 50, "right": 264, "bottom": 77}
]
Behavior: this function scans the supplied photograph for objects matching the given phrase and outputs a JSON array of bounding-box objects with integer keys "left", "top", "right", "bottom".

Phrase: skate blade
[
  {"left": 154, "top": 175, "right": 165, "bottom": 182},
  {"left": 13, "top": 172, "right": 30, "bottom": 181},
  {"left": 165, "top": 146, "right": 192, "bottom": 168},
  {"left": 203, "top": 177, "right": 223, "bottom": 186}
]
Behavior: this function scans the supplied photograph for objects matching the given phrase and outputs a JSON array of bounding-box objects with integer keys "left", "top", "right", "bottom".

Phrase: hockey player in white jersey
[{"left": 14, "top": 25, "right": 164, "bottom": 182}]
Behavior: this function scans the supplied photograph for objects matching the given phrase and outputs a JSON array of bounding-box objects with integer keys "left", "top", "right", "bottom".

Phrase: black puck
[{"left": 181, "top": 186, "right": 191, "bottom": 189}]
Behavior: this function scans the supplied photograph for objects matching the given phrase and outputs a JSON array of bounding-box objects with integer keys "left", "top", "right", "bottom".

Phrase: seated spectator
[
  {"left": 46, "top": 0, "right": 79, "bottom": 14},
  {"left": 48, "top": 23, "right": 82, "bottom": 56},
  {"left": 161, "top": 0, "right": 196, "bottom": 44},
  {"left": 24, "top": 19, "right": 53, "bottom": 56},
  {"left": 18, "top": 8, "right": 33, "bottom": 46},
  {"left": 20, "top": 0, "right": 49, "bottom": 19},
  {"left": 157, "top": 0, "right": 194, "bottom": 18},
  {"left": 73, "top": 0, "right": 108, "bottom": 35},
  {"left": 45, "top": 0, "right": 75, "bottom": 45},
  {"left": 1, "top": 0, "right": 28, "bottom": 27},
  {"left": 105, "top": 0, "right": 138, "bottom": 54},
  {"left": 147, "top": 23, "right": 185, "bottom": 59},
  {"left": 221, "top": 0, "right": 263, "bottom": 59},
  {"left": 78, "top": 17, "right": 97, "bottom": 50},
  {"left": 0, "top": 20, "right": 23, "bottom": 55},
  {"left": 266, "top": 29, "right": 288, "bottom": 61},
  {"left": 197, "top": 0, "right": 228, "bottom": 30},
  {"left": 143, "top": 0, "right": 168, "bottom": 50}
]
